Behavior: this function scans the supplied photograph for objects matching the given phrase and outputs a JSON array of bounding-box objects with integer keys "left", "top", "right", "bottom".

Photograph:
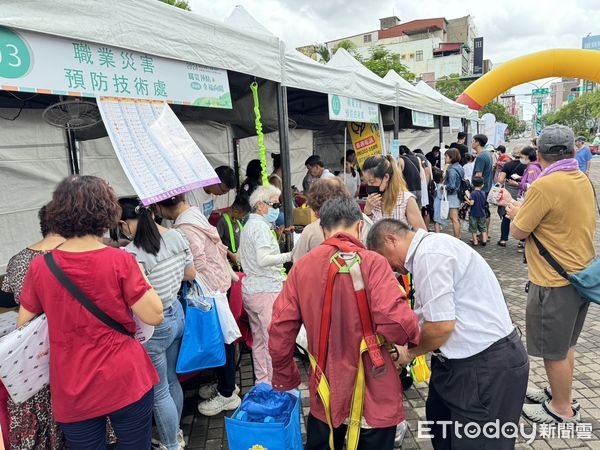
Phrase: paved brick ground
[{"left": 183, "top": 158, "right": 600, "bottom": 449}]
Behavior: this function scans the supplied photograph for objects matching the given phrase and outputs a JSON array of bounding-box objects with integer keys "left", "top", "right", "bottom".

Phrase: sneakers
[
  {"left": 154, "top": 442, "right": 184, "bottom": 450},
  {"left": 197, "top": 392, "right": 241, "bottom": 416},
  {"left": 522, "top": 400, "right": 580, "bottom": 424},
  {"left": 198, "top": 383, "right": 240, "bottom": 400},
  {"left": 177, "top": 429, "right": 185, "bottom": 448},
  {"left": 151, "top": 429, "right": 185, "bottom": 450},
  {"left": 198, "top": 383, "right": 218, "bottom": 400},
  {"left": 393, "top": 421, "right": 408, "bottom": 449},
  {"left": 525, "top": 386, "right": 580, "bottom": 411}
]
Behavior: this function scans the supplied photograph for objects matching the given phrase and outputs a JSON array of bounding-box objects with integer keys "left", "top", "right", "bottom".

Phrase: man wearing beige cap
[{"left": 501, "top": 124, "right": 596, "bottom": 423}]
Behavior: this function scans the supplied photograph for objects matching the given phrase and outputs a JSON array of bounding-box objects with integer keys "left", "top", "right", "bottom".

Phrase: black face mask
[{"left": 366, "top": 185, "right": 384, "bottom": 196}]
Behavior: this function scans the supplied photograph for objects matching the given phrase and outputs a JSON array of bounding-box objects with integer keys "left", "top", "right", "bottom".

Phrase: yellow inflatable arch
[{"left": 456, "top": 49, "right": 600, "bottom": 110}]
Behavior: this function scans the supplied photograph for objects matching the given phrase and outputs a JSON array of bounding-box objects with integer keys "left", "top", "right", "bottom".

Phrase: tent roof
[
  {"left": 414, "top": 80, "right": 469, "bottom": 118},
  {"left": 0, "top": 0, "right": 282, "bottom": 82},
  {"left": 228, "top": 7, "right": 399, "bottom": 107},
  {"left": 383, "top": 70, "right": 444, "bottom": 116}
]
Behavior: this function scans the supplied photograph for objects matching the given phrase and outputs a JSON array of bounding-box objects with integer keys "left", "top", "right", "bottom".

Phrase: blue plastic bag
[
  {"left": 176, "top": 280, "right": 225, "bottom": 374},
  {"left": 225, "top": 385, "right": 302, "bottom": 450},
  {"left": 239, "top": 383, "right": 295, "bottom": 423}
]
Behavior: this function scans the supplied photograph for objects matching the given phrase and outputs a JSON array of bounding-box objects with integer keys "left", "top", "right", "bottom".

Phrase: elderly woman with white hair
[{"left": 239, "top": 184, "right": 292, "bottom": 383}]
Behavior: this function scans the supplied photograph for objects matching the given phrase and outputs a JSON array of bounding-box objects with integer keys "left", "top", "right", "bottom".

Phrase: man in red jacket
[{"left": 269, "top": 196, "right": 420, "bottom": 449}]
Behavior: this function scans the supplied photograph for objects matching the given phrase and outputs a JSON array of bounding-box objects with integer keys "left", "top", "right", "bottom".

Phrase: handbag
[
  {"left": 410, "top": 354, "right": 431, "bottom": 383},
  {"left": 487, "top": 183, "right": 503, "bottom": 206},
  {"left": 0, "top": 314, "right": 49, "bottom": 403},
  {"left": 176, "top": 279, "right": 226, "bottom": 374},
  {"left": 440, "top": 187, "right": 449, "bottom": 220},
  {"left": 225, "top": 386, "right": 302, "bottom": 450},
  {"left": 212, "top": 290, "right": 242, "bottom": 345},
  {"left": 531, "top": 234, "right": 600, "bottom": 305}
]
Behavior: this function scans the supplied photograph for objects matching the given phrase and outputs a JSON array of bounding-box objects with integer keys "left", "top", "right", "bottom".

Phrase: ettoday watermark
[{"left": 417, "top": 420, "right": 593, "bottom": 443}]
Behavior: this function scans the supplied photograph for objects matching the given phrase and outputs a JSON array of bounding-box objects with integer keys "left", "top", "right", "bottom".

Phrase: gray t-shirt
[{"left": 126, "top": 229, "right": 193, "bottom": 308}]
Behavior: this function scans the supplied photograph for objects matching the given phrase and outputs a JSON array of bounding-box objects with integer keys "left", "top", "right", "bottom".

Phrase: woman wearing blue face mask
[{"left": 239, "top": 185, "right": 292, "bottom": 384}]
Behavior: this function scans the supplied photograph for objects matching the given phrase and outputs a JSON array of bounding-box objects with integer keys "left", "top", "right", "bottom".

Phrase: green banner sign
[{"left": 0, "top": 26, "right": 232, "bottom": 108}]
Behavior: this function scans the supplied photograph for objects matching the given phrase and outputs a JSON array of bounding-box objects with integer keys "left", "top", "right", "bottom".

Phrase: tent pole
[
  {"left": 65, "top": 127, "right": 80, "bottom": 175},
  {"left": 276, "top": 83, "right": 293, "bottom": 251},
  {"left": 438, "top": 115, "right": 444, "bottom": 146},
  {"left": 393, "top": 106, "right": 399, "bottom": 139},
  {"left": 232, "top": 137, "right": 240, "bottom": 190},
  {"left": 343, "top": 127, "right": 347, "bottom": 185}
]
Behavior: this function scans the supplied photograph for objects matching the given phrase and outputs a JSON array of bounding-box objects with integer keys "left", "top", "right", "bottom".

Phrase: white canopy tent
[
  {"left": 0, "top": 109, "right": 70, "bottom": 273},
  {"left": 229, "top": 7, "right": 399, "bottom": 107},
  {"left": 383, "top": 70, "right": 444, "bottom": 116},
  {"left": 414, "top": 80, "right": 471, "bottom": 119},
  {"left": 0, "top": 0, "right": 282, "bottom": 83},
  {"left": 0, "top": 2, "right": 482, "bottom": 273}
]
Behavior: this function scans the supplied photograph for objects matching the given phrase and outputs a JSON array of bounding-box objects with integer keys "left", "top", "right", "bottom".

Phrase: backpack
[
  {"left": 449, "top": 166, "right": 471, "bottom": 202},
  {"left": 458, "top": 178, "right": 472, "bottom": 202}
]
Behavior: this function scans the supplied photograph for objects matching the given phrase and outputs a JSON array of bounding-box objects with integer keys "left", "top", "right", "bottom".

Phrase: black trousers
[
  {"left": 216, "top": 343, "right": 236, "bottom": 397},
  {"left": 305, "top": 414, "right": 396, "bottom": 450},
  {"left": 426, "top": 329, "right": 529, "bottom": 450}
]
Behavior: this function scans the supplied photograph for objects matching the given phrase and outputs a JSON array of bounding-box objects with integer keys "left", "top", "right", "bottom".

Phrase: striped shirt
[
  {"left": 372, "top": 191, "right": 415, "bottom": 226},
  {"left": 126, "top": 229, "right": 193, "bottom": 308}
]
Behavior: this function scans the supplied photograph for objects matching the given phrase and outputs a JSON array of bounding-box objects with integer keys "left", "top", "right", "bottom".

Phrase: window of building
[
  {"left": 416, "top": 50, "right": 423, "bottom": 62},
  {"left": 363, "top": 34, "right": 372, "bottom": 43}
]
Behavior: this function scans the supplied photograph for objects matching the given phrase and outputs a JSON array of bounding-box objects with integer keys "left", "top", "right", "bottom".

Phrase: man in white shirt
[
  {"left": 367, "top": 220, "right": 528, "bottom": 449},
  {"left": 186, "top": 166, "right": 237, "bottom": 218},
  {"left": 305, "top": 155, "right": 335, "bottom": 182}
]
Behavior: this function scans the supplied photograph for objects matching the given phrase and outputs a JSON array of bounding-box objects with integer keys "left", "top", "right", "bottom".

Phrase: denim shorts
[{"left": 448, "top": 193, "right": 461, "bottom": 209}]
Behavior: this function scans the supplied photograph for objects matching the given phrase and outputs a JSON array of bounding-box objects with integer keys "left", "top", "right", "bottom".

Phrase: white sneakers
[
  {"left": 152, "top": 428, "right": 185, "bottom": 450},
  {"left": 198, "top": 382, "right": 240, "bottom": 401},
  {"left": 197, "top": 391, "right": 241, "bottom": 416}
]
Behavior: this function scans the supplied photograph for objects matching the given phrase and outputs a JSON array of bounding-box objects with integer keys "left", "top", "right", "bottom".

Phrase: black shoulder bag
[{"left": 44, "top": 252, "right": 134, "bottom": 337}]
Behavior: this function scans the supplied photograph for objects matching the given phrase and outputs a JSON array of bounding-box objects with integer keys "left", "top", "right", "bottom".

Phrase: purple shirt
[{"left": 519, "top": 162, "right": 542, "bottom": 197}]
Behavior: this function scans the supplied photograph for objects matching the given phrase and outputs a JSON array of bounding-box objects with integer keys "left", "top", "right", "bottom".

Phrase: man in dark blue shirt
[
  {"left": 472, "top": 134, "right": 493, "bottom": 229},
  {"left": 472, "top": 134, "right": 493, "bottom": 194}
]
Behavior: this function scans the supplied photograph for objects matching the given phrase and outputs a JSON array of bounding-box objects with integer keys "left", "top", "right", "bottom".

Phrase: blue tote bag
[
  {"left": 225, "top": 385, "right": 302, "bottom": 450},
  {"left": 176, "top": 279, "right": 225, "bottom": 374}
]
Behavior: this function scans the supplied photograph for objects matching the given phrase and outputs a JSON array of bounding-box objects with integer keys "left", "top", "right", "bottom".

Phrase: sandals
[{"left": 497, "top": 240, "right": 507, "bottom": 247}]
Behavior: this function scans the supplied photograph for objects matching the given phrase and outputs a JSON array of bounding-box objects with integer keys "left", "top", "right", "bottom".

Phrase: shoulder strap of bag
[
  {"left": 404, "top": 155, "right": 421, "bottom": 174},
  {"left": 44, "top": 253, "right": 134, "bottom": 337},
  {"left": 587, "top": 178, "right": 600, "bottom": 216},
  {"left": 530, "top": 234, "right": 570, "bottom": 281}
]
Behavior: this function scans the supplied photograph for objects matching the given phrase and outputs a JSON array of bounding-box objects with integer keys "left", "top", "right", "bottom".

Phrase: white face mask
[{"left": 520, "top": 158, "right": 529, "bottom": 165}]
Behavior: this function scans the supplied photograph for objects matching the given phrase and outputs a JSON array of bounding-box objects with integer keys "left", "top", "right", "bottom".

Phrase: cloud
[
  {"left": 191, "top": 0, "right": 599, "bottom": 63},
  {"left": 190, "top": 0, "right": 599, "bottom": 117}
]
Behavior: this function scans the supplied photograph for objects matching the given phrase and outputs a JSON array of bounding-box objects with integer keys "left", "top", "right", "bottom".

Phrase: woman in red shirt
[{"left": 18, "top": 176, "right": 163, "bottom": 450}]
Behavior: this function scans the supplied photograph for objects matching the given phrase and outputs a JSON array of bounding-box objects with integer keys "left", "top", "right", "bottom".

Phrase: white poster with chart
[{"left": 96, "top": 97, "right": 219, "bottom": 205}]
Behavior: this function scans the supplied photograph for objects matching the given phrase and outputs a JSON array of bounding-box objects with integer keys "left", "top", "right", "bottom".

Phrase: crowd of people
[{"left": 0, "top": 124, "right": 596, "bottom": 450}]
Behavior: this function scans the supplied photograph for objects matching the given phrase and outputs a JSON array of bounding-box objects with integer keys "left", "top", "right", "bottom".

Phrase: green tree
[
  {"left": 479, "top": 102, "right": 526, "bottom": 137},
  {"left": 356, "top": 45, "right": 415, "bottom": 80},
  {"left": 159, "top": 0, "right": 191, "bottom": 10},
  {"left": 332, "top": 40, "right": 357, "bottom": 56},
  {"left": 543, "top": 90, "right": 600, "bottom": 139},
  {"left": 313, "top": 44, "right": 331, "bottom": 63},
  {"left": 435, "top": 73, "right": 473, "bottom": 101}
]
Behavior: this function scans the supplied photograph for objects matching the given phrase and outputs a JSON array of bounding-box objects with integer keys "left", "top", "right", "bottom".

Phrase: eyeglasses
[{"left": 266, "top": 202, "right": 281, "bottom": 209}]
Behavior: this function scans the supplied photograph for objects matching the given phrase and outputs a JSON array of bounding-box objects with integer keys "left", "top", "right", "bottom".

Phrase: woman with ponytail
[
  {"left": 118, "top": 197, "right": 196, "bottom": 450},
  {"left": 362, "top": 155, "right": 426, "bottom": 230}
]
